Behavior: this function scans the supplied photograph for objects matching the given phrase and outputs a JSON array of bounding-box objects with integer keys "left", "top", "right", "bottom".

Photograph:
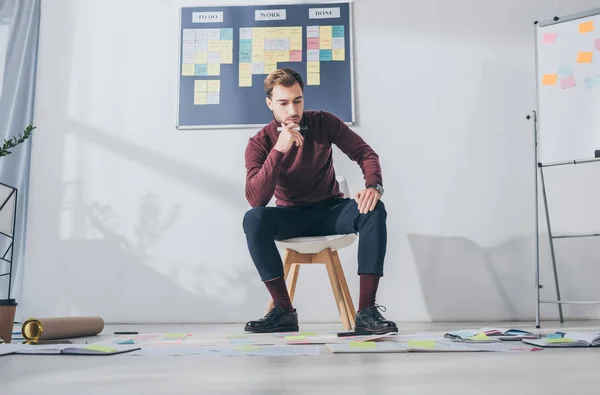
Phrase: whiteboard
[{"left": 535, "top": 8, "right": 600, "bottom": 164}]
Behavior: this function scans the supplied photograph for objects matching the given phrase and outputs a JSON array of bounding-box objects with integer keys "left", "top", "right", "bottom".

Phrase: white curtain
[{"left": 0, "top": 0, "right": 40, "bottom": 317}]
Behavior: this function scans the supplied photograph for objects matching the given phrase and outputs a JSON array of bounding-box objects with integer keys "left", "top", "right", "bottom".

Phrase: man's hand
[
  {"left": 354, "top": 187, "right": 381, "bottom": 214},
  {"left": 274, "top": 123, "right": 304, "bottom": 154}
]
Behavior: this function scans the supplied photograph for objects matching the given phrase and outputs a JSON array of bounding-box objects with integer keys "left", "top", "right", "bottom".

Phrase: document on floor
[
  {"left": 326, "top": 341, "right": 409, "bottom": 353},
  {"left": 522, "top": 332, "right": 600, "bottom": 347}
]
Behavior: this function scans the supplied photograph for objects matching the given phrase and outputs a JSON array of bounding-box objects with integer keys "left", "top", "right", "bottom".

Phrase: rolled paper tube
[{"left": 21, "top": 316, "right": 104, "bottom": 341}]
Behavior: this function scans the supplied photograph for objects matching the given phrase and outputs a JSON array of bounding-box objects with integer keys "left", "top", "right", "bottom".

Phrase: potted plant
[{"left": 0, "top": 124, "right": 34, "bottom": 343}]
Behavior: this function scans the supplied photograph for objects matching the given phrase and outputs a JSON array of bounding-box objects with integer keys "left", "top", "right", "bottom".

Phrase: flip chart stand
[
  {"left": 0, "top": 182, "right": 17, "bottom": 301},
  {"left": 531, "top": 111, "right": 600, "bottom": 328}
]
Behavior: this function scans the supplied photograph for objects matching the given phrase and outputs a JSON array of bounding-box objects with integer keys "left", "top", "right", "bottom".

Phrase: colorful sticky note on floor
[
  {"left": 297, "top": 332, "right": 319, "bottom": 336},
  {"left": 577, "top": 52, "right": 593, "bottom": 63},
  {"left": 547, "top": 333, "right": 562, "bottom": 339},
  {"left": 235, "top": 346, "right": 260, "bottom": 351},
  {"left": 542, "top": 74, "right": 557, "bottom": 86},
  {"left": 558, "top": 66, "right": 573, "bottom": 77},
  {"left": 117, "top": 339, "right": 135, "bottom": 345},
  {"left": 547, "top": 337, "right": 575, "bottom": 343},
  {"left": 585, "top": 75, "right": 600, "bottom": 89},
  {"left": 408, "top": 340, "right": 435, "bottom": 349},
  {"left": 579, "top": 20, "right": 594, "bottom": 33},
  {"left": 560, "top": 75, "right": 576, "bottom": 89},
  {"left": 542, "top": 32, "right": 558, "bottom": 44},
  {"left": 349, "top": 341, "right": 376, "bottom": 349},
  {"left": 284, "top": 335, "right": 307, "bottom": 340},
  {"left": 469, "top": 332, "right": 490, "bottom": 341},
  {"left": 85, "top": 345, "right": 117, "bottom": 353}
]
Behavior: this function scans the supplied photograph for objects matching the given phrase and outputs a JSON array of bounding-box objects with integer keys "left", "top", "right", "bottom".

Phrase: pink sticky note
[
  {"left": 542, "top": 32, "right": 558, "bottom": 44},
  {"left": 307, "top": 38, "right": 320, "bottom": 49},
  {"left": 290, "top": 50, "right": 302, "bottom": 62},
  {"left": 560, "top": 75, "right": 576, "bottom": 89},
  {"left": 596, "top": 39, "right": 600, "bottom": 51}
]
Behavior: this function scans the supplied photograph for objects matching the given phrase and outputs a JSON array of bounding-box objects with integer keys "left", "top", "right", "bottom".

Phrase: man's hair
[{"left": 264, "top": 68, "right": 304, "bottom": 98}]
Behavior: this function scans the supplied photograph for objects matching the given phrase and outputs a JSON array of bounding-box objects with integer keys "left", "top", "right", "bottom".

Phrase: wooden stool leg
[
  {"left": 287, "top": 263, "right": 300, "bottom": 302},
  {"left": 332, "top": 250, "right": 356, "bottom": 327},
  {"left": 266, "top": 249, "right": 293, "bottom": 313},
  {"left": 324, "top": 248, "right": 351, "bottom": 331}
]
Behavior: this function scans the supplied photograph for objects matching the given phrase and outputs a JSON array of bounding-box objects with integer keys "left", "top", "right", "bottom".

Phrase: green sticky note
[
  {"left": 84, "top": 345, "right": 116, "bottom": 353},
  {"left": 284, "top": 335, "right": 307, "bottom": 340},
  {"left": 469, "top": 332, "right": 490, "bottom": 341},
  {"left": 408, "top": 340, "right": 435, "bottom": 349},
  {"left": 547, "top": 337, "right": 575, "bottom": 343},
  {"left": 235, "top": 346, "right": 260, "bottom": 351},
  {"left": 165, "top": 333, "right": 187, "bottom": 338},
  {"left": 297, "top": 332, "right": 319, "bottom": 336},
  {"left": 349, "top": 341, "right": 376, "bottom": 349}
]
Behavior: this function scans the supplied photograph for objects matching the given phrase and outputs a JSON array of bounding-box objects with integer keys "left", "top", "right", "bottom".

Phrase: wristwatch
[{"left": 367, "top": 184, "right": 384, "bottom": 196}]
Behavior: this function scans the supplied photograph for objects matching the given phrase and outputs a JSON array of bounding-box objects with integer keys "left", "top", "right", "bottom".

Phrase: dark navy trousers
[{"left": 242, "top": 197, "right": 387, "bottom": 281}]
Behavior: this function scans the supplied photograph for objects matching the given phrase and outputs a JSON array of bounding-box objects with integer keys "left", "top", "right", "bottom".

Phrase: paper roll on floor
[{"left": 21, "top": 316, "right": 104, "bottom": 341}]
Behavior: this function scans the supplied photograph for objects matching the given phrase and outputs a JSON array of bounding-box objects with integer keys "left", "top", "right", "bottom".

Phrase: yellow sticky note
[
  {"left": 252, "top": 51, "right": 265, "bottom": 63},
  {"left": 219, "top": 51, "right": 232, "bottom": 64},
  {"left": 290, "top": 26, "right": 302, "bottom": 37},
  {"left": 320, "top": 26, "right": 332, "bottom": 49},
  {"left": 297, "top": 332, "right": 319, "bottom": 336},
  {"left": 252, "top": 27, "right": 266, "bottom": 40},
  {"left": 577, "top": 52, "right": 593, "bottom": 63},
  {"left": 239, "top": 75, "right": 252, "bottom": 87},
  {"left": 219, "top": 40, "right": 233, "bottom": 52},
  {"left": 469, "top": 332, "right": 490, "bottom": 341},
  {"left": 207, "top": 63, "right": 220, "bottom": 76},
  {"left": 265, "top": 27, "right": 278, "bottom": 39},
  {"left": 194, "top": 92, "right": 207, "bottom": 105},
  {"left": 284, "top": 335, "right": 306, "bottom": 340},
  {"left": 235, "top": 346, "right": 260, "bottom": 351},
  {"left": 542, "top": 73, "right": 557, "bottom": 85},
  {"left": 208, "top": 40, "right": 220, "bottom": 52},
  {"left": 264, "top": 62, "right": 277, "bottom": 74},
  {"left": 181, "top": 64, "right": 195, "bottom": 76},
  {"left": 547, "top": 337, "right": 575, "bottom": 343},
  {"left": 349, "top": 341, "right": 376, "bottom": 349},
  {"left": 320, "top": 38, "right": 332, "bottom": 49},
  {"left": 194, "top": 80, "right": 208, "bottom": 92},
  {"left": 332, "top": 49, "right": 345, "bottom": 61},
  {"left": 277, "top": 27, "right": 291, "bottom": 38},
  {"left": 277, "top": 50, "right": 290, "bottom": 62},
  {"left": 207, "top": 80, "right": 220, "bottom": 92},
  {"left": 84, "top": 345, "right": 116, "bottom": 353},
  {"left": 165, "top": 333, "right": 187, "bottom": 338},
  {"left": 307, "top": 72, "right": 320, "bottom": 85},
  {"left": 307, "top": 61, "right": 320, "bottom": 73},
  {"left": 239, "top": 63, "right": 252, "bottom": 75},
  {"left": 290, "top": 37, "right": 303, "bottom": 51},
  {"left": 580, "top": 20, "right": 594, "bottom": 33},
  {"left": 264, "top": 51, "right": 277, "bottom": 64},
  {"left": 195, "top": 52, "right": 208, "bottom": 64},
  {"left": 408, "top": 340, "right": 435, "bottom": 349}
]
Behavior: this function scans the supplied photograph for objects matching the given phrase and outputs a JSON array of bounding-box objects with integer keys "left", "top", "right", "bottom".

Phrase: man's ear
[{"left": 265, "top": 96, "right": 273, "bottom": 110}]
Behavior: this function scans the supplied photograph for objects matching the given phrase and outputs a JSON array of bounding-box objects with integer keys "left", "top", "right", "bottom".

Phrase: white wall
[{"left": 22, "top": 0, "right": 600, "bottom": 324}]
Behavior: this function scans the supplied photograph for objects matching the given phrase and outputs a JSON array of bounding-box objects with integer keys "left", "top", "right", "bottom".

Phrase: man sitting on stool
[{"left": 242, "top": 68, "right": 397, "bottom": 334}]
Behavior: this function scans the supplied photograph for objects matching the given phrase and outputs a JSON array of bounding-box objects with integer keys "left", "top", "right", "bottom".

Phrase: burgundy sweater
[{"left": 244, "top": 110, "right": 382, "bottom": 208}]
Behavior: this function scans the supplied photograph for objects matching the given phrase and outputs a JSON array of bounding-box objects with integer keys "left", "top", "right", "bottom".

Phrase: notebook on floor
[
  {"left": 12, "top": 344, "right": 140, "bottom": 355},
  {"left": 522, "top": 332, "right": 600, "bottom": 347}
]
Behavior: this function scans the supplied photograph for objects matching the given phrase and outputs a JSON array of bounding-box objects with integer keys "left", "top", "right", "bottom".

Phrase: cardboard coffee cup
[{"left": 0, "top": 299, "right": 17, "bottom": 343}]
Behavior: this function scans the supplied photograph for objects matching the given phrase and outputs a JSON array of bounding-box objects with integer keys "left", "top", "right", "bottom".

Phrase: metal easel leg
[{"left": 539, "top": 166, "right": 564, "bottom": 323}]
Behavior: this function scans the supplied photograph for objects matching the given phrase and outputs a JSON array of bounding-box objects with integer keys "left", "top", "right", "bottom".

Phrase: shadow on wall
[{"left": 407, "top": 233, "right": 600, "bottom": 322}]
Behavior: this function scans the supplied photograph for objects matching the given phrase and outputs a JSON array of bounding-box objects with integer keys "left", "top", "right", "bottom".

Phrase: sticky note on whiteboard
[
  {"left": 542, "top": 74, "right": 557, "bottom": 86},
  {"left": 579, "top": 20, "right": 594, "bottom": 33},
  {"left": 558, "top": 66, "right": 573, "bottom": 77},
  {"left": 560, "top": 75, "right": 576, "bottom": 89},
  {"left": 577, "top": 52, "right": 593, "bottom": 63},
  {"left": 585, "top": 75, "right": 600, "bottom": 89},
  {"left": 542, "top": 32, "right": 558, "bottom": 43}
]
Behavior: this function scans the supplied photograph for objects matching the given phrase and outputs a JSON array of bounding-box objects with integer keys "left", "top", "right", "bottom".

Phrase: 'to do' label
[{"left": 193, "top": 12, "right": 224, "bottom": 23}]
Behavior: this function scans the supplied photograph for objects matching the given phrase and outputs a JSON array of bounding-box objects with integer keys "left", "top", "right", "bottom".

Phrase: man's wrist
[{"left": 367, "top": 184, "right": 384, "bottom": 196}]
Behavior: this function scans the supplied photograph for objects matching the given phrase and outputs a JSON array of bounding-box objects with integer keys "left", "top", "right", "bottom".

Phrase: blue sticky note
[
  {"left": 118, "top": 339, "right": 135, "bottom": 345},
  {"left": 240, "top": 39, "right": 252, "bottom": 53},
  {"left": 558, "top": 66, "right": 573, "bottom": 77},
  {"left": 332, "top": 25, "right": 344, "bottom": 37},
  {"left": 547, "top": 333, "right": 562, "bottom": 339},
  {"left": 239, "top": 51, "right": 252, "bottom": 63},
  {"left": 320, "top": 49, "right": 332, "bottom": 61},
  {"left": 195, "top": 64, "right": 208, "bottom": 76},
  {"left": 220, "top": 28, "right": 233, "bottom": 40},
  {"left": 585, "top": 75, "right": 600, "bottom": 89}
]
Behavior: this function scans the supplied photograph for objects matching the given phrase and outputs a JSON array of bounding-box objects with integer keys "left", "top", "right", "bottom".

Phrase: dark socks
[
  {"left": 265, "top": 277, "right": 293, "bottom": 312},
  {"left": 359, "top": 274, "right": 380, "bottom": 312}
]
